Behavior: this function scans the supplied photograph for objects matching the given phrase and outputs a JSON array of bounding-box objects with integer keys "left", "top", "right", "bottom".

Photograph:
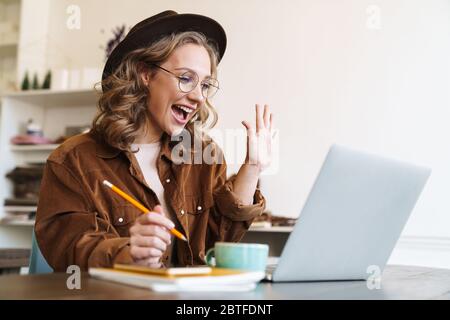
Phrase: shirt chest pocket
[
  {"left": 111, "top": 204, "right": 141, "bottom": 236},
  {"left": 174, "top": 193, "right": 214, "bottom": 216}
]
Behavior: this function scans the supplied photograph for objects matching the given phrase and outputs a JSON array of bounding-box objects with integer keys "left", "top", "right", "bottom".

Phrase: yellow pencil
[{"left": 102, "top": 180, "right": 187, "bottom": 242}]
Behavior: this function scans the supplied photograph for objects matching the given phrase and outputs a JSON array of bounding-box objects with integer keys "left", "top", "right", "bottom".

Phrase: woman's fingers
[
  {"left": 128, "top": 205, "right": 175, "bottom": 265},
  {"left": 130, "top": 245, "right": 164, "bottom": 260},
  {"left": 242, "top": 120, "right": 256, "bottom": 146},
  {"left": 153, "top": 204, "right": 166, "bottom": 217},
  {"left": 137, "top": 210, "right": 175, "bottom": 230},
  {"left": 130, "top": 235, "right": 168, "bottom": 251},
  {"left": 243, "top": 104, "right": 271, "bottom": 134},
  {"left": 269, "top": 113, "right": 274, "bottom": 132},
  {"left": 251, "top": 104, "right": 271, "bottom": 132},
  {"left": 241, "top": 120, "right": 253, "bottom": 135},
  {"left": 263, "top": 104, "right": 270, "bottom": 128},
  {"left": 256, "top": 104, "right": 264, "bottom": 131},
  {"left": 134, "top": 257, "right": 162, "bottom": 268},
  {"left": 130, "top": 224, "right": 171, "bottom": 244}
]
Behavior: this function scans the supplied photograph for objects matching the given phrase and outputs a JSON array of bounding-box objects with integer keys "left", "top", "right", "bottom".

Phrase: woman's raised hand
[{"left": 241, "top": 104, "right": 274, "bottom": 173}]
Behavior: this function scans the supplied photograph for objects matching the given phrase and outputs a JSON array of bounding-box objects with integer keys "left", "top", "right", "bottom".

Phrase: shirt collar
[
  {"left": 92, "top": 131, "right": 178, "bottom": 162},
  {"left": 92, "top": 132, "right": 121, "bottom": 159},
  {"left": 92, "top": 126, "right": 201, "bottom": 162}
]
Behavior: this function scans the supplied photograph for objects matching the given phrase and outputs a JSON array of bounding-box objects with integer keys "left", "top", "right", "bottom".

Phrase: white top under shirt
[
  {"left": 131, "top": 142, "right": 177, "bottom": 266},
  {"left": 131, "top": 142, "right": 170, "bottom": 218}
]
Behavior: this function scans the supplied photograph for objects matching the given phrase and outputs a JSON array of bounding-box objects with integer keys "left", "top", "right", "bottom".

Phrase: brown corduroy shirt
[{"left": 35, "top": 131, "right": 265, "bottom": 272}]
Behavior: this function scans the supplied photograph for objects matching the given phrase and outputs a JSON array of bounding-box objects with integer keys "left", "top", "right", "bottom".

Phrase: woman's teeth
[
  {"left": 174, "top": 105, "right": 193, "bottom": 114},
  {"left": 172, "top": 105, "right": 193, "bottom": 121}
]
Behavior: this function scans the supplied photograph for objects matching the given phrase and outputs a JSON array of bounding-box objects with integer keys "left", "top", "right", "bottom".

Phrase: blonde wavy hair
[{"left": 91, "top": 31, "right": 220, "bottom": 151}]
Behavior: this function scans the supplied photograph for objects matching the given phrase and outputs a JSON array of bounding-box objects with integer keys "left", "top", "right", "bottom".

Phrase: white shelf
[
  {"left": 4, "top": 205, "right": 37, "bottom": 212},
  {"left": 0, "top": 220, "right": 35, "bottom": 227},
  {"left": 0, "top": 0, "right": 47, "bottom": 248},
  {"left": 248, "top": 226, "right": 294, "bottom": 233},
  {"left": 2, "top": 89, "right": 99, "bottom": 108},
  {"left": 0, "top": 42, "right": 17, "bottom": 55},
  {"left": 0, "top": 41, "right": 18, "bottom": 47},
  {"left": 10, "top": 144, "right": 59, "bottom": 151}
]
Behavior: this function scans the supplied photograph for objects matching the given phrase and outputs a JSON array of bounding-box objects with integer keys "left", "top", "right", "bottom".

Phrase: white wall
[
  {"left": 18, "top": 0, "right": 450, "bottom": 244},
  {"left": 16, "top": 0, "right": 51, "bottom": 88}
]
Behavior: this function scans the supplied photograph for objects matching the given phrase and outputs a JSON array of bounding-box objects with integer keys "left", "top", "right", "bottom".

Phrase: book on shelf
[
  {"left": 1, "top": 213, "right": 29, "bottom": 221},
  {"left": 3, "top": 198, "right": 38, "bottom": 214},
  {"left": 0, "top": 212, "right": 33, "bottom": 224},
  {"left": 89, "top": 264, "right": 266, "bottom": 292},
  {"left": 3, "top": 205, "right": 37, "bottom": 213},
  {"left": 4, "top": 198, "right": 38, "bottom": 206},
  {"left": 1, "top": 202, "right": 36, "bottom": 224}
]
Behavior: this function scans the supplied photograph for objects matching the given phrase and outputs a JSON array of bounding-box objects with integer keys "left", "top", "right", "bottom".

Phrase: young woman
[{"left": 35, "top": 10, "right": 274, "bottom": 271}]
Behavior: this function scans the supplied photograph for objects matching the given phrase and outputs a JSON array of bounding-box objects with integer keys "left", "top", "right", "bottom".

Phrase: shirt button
[
  {"left": 118, "top": 217, "right": 124, "bottom": 223},
  {"left": 180, "top": 209, "right": 185, "bottom": 215},
  {"left": 197, "top": 206, "right": 202, "bottom": 211},
  {"left": 166, "top": 178, "right": 171, "bottom": 183}
]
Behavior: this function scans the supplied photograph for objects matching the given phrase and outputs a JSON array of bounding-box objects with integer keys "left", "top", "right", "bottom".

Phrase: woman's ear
[
  {"left": 140, "top": 70, "right": 150, "bottom": 86},
  {"left": 138, "top": 63, "right": 151, "bottom": 86}
]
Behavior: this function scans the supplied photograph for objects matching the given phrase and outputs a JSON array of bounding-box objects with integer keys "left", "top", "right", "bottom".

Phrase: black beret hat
[{"left": 102, "top": 10, "right": 227, "bottom": 83}]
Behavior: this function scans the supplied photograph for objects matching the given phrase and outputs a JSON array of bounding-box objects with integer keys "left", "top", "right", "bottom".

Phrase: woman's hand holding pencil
[
  {"left": 129, "top": 205, "right": 173, "bottom": 268},
  {"left": 103, "top": 180, "right": 186, "bottom": 268}
]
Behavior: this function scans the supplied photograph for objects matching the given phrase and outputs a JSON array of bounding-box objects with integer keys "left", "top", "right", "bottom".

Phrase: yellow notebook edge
[
  {"left": 113, "top": 264, "right": 213, "bottom": 277},
  {"left": 90, "top": 264, "right": 260, "bottom": 278}
]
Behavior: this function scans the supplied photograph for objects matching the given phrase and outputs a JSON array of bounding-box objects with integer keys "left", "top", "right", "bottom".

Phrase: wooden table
[{"left": 0, "top": 265, "right": 449, "bottom": 299}]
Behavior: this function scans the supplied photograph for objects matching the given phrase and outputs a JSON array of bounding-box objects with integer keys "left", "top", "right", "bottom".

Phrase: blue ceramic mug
[{"left": 205, "top": 242, "right": 269, "bottom": 271}]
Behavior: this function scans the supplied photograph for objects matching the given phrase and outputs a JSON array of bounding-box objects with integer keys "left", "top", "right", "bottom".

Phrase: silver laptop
[{"left": 267, "top": 144, "right": 431, "bottom": 282}]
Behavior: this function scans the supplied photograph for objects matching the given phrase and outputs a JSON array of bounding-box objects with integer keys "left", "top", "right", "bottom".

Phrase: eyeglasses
[{"left": 152, "top": 64, "right": 220, "bottom": 99}]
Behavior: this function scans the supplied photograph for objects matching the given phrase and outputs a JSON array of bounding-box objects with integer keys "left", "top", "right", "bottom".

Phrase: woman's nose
[{"left": 187, "top": 83, "right": 205, "bottom": 103}]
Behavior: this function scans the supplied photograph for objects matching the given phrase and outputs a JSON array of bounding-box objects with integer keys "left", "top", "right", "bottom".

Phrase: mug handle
[{"left": 205, "top": 248, "right": 215, "bottom": 267}]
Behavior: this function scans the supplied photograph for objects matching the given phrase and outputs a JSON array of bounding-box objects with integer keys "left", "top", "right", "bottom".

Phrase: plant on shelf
[
  {"left": 42, "top": 70, "right": 51, "bottom": 89},
  {"left": 21, "top": 71, "right": 30, "bottom": 90},
  {"left": 100, "top": 24, "right": 128, "bottom": 61},
  {"left": 32, "top": 73, "right": 39, "bottom": 90}
]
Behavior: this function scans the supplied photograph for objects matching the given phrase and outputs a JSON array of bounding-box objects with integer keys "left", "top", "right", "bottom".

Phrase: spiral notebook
[{"left": 89, "top": 265, "right": 265, "bottom": 292}]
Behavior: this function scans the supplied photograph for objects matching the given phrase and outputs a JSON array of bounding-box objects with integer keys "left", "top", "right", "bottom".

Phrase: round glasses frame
[{"left": 152, "top": 64, "right": 220, "bottom": 99}]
